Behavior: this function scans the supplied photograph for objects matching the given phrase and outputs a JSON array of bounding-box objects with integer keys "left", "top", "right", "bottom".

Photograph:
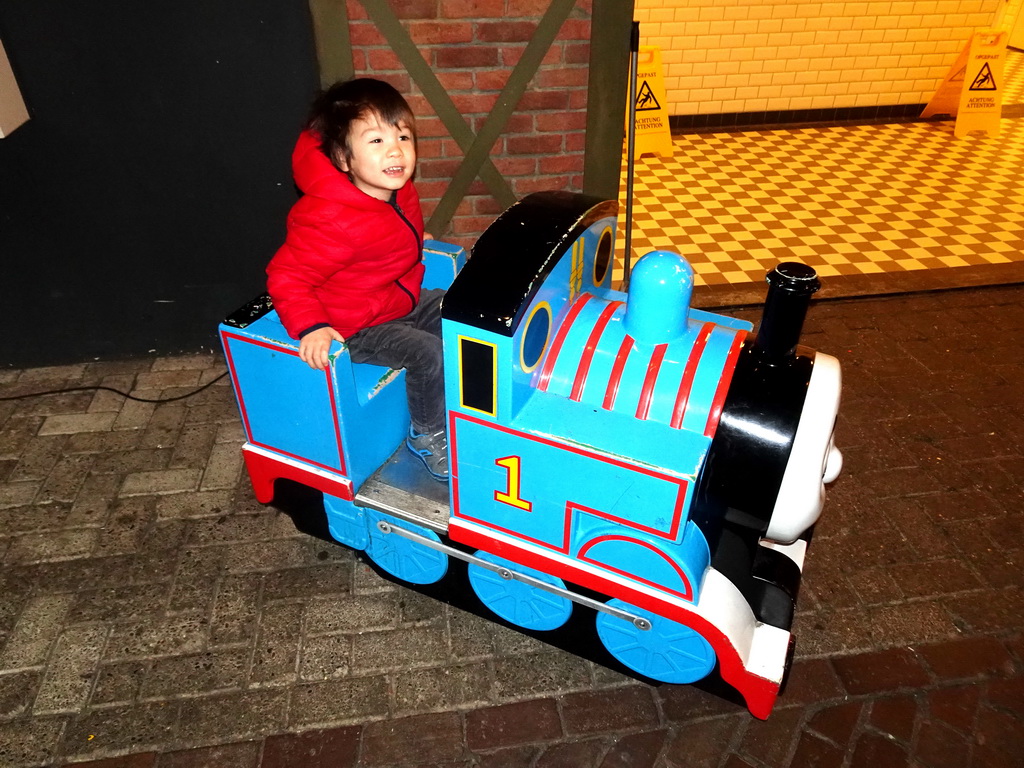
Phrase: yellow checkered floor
[{"left": 616, "top": 49, "right": 1024, "bottom": 301}]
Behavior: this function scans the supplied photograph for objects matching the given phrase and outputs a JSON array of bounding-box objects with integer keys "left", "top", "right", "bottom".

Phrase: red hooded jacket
[{"left": 266, "top": 130, "right": 425, "bottom": 340}]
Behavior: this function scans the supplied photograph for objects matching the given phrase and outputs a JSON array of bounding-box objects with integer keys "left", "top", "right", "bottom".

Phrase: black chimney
[{"left": 753, "top": 262, "right": 820, "bottom": 361}]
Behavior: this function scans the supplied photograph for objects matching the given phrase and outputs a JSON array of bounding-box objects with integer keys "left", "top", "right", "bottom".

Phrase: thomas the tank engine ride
[{"left": 219, "top": 191, "right": 842, "bottom": 719}]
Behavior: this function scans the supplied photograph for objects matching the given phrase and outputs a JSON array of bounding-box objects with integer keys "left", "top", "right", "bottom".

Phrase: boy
[{"left": 267, "top": 78, "right": 447, "bottom": 481}]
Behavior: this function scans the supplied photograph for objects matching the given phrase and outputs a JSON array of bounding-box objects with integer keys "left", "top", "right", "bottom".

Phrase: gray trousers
[{"left": 346, "top": 289, "right": 446, "bottom": 433}]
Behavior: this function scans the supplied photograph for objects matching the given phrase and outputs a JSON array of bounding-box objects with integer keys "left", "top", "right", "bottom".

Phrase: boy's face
[{"left": 339, "top": 111, "right": 416, "bottom": 202}]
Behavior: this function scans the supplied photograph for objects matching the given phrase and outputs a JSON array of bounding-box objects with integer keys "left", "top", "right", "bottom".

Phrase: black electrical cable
[{"left": 0, "top": 371, "right": 229, "bottom": 403}]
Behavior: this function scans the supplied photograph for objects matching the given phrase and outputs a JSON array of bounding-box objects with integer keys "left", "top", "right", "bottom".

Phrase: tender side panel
[{"left": 221, "top": 330, "right": 346, "bottom": 475}]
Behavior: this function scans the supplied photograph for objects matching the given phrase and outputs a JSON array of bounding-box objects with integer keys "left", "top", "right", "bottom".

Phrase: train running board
[{"left": 372, "top": 517, "right": 652, "bottom": 631}]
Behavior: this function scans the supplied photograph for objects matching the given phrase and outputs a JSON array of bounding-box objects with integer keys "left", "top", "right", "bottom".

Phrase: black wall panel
[{"left": 0, "top": 1, "right": 318, "bottom": 367}]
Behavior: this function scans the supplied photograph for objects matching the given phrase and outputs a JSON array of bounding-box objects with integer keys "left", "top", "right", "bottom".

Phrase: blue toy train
[{"left": 219, "top": 191, "right": 842, "bottom": 719}]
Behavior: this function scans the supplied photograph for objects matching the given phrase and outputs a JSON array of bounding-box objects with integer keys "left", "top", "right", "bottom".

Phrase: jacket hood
[{"left": 291, "top": 130, "right": 378, "bottom": 209}]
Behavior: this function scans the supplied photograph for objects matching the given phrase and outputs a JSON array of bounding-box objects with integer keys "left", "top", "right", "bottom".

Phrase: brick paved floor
[{"left": 1, "top": 285, "right": 1022, "bottom": 768}]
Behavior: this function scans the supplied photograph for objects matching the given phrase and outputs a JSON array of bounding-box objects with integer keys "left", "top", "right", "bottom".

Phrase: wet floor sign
[
  {"left": 630, "top": 46, "right": 673, "bottom": 157},
  {"left": 921, "top": 29, "right": 1008, "bottom": 138}
]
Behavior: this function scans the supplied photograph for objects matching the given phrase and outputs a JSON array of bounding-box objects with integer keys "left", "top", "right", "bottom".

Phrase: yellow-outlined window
[
  {"left": 458, "top": 335, "right": 498, "bottom": 417},
  {"left": 569, "top": 238, "right": 584, "bottom": 300},
  {"left": 593, "top": 226, "right": 614, "bottom": 287},
  {"left": 520, "top": 301, "right": 552, "bottom": 373}
]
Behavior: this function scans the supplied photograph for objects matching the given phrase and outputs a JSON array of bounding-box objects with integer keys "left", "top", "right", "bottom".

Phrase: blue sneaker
[{"left": 406, "top": 425, "right": 449, "bottom": 482}]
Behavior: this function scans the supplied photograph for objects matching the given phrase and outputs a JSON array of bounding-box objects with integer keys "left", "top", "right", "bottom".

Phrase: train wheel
[
  {"left": 595, "top": 599, "right": 716, "bottom": 683},
  {"left": 468, "top": 552, "right": 572, "bottom": 631},
  {"left": 364, "top": 510, "right": 448, "bottom": 585}
]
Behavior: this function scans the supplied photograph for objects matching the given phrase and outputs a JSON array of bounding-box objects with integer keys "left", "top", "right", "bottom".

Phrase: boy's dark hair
[{"left": 307, "top": 78, "right": 415, "bottom": 171}]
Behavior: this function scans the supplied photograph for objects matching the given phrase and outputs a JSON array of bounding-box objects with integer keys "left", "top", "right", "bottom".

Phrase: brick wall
[
  {"left": 633, "top": 0, "right": 1003, "bottom": 118},
  {"left": 347, "top": 0, "right": 594, "bottom": 248}
]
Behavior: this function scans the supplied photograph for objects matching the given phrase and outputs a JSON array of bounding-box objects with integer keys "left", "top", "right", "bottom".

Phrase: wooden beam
[
  {"left": 427, "top": 0, "right": 577, "bottom": 235},
  {"left": 307, "top": 0, "right": 353, "bottom": 87}
]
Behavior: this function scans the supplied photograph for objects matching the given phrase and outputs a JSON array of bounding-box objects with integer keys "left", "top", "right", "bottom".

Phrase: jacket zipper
[{"left": 389, "top": 195, "right": 421, "bottom": 312}]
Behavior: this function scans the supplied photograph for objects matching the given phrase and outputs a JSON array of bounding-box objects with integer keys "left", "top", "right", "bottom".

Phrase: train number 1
[{"left": 494, "top": 456, "right": 533, "bottom": 512}]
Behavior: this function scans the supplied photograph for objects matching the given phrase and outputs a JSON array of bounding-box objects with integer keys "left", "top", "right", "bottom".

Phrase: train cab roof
[{"left": 441, "top": 191, "right": 617, "bottom": 336}]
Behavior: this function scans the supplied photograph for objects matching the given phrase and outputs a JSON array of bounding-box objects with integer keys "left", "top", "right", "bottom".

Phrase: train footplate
[{"left": 355, "top": 446, "right": 451, "bottom": 534}]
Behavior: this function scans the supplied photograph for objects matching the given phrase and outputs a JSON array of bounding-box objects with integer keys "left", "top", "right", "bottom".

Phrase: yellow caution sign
[
  {"left": 955, "top": 30, "right": 1006, "bottom": 137},
  {"left": 630, "top": 46, "right": 673, "bottom": 157},
  {"left": 921, "top": 29, "right": 1007, "bottom": 138}
]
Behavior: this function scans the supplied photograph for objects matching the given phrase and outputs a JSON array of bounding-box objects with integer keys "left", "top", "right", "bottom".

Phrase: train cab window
[
  {"left": 520, "top": 302, "right": 551, "bottom": 373},
  {"left": 593, "top": 227, "right": 613, "bottom": 286},
  {"left": 459, "top": 336, "right": 497, "bottom": 416}
]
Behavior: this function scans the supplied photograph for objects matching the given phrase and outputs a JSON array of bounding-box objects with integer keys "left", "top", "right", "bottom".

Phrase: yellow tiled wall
[
  {"left": 998, "top": 0, "right": 1023, "bottom": 28},
  {"left": 1005, "top": 0, "right": 1024, "bottom": 46},
  {"left": 633, "top": 0, "right": 1004, "bottom": 116}
]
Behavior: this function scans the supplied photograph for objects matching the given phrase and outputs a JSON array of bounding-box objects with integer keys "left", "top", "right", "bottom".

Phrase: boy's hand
[{"left": 299, "top": 327, "right": 345, "bottom": 370}]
